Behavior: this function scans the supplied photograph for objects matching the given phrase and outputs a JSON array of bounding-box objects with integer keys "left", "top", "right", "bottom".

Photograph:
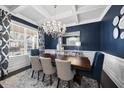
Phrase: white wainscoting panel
[
  {"left": 102, "top": 52, "right": 124, "bottom": 88},
  {"left": 8, "top": 55, "right": 30, "bottom": 73}
]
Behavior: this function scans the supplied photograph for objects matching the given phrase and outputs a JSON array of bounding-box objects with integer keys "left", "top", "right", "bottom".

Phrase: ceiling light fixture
[{"left": 42, "top": 5, "right": 66, "bottom": 38}]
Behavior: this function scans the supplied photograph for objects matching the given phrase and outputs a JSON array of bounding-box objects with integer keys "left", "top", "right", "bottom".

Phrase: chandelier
[{"left": 42, "top": 5, "right": 66, "bottom": 38}]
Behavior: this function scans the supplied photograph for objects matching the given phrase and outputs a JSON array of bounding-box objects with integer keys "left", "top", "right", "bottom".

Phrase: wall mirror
[
  {"left": 66, "top": 37, "right": 80, "bottom": 46},
  {"left": 62, "top": 31, "right": 81, "bottom": 46}
]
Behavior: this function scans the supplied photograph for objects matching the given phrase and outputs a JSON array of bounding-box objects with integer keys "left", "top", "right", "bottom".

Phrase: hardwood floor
[{"left": 101, "top": 71, "right": 117, "bottom": 88}]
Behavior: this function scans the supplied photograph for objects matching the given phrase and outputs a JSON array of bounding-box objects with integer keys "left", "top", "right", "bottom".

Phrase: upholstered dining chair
[
  {"left": 31, "top": 49, "right": 39, "bottom": 56},
  {"left": 40, "top": 57, "right": 56, "bottom": 85},
  {"left": 30, "top": 56, "right": 42, "bottom": 80},
  {"left": 77, "top": 52, "right": 104, "bottom": 88},
  {"left": 55, "top": 59, "right": 75, "bottom": 88}
]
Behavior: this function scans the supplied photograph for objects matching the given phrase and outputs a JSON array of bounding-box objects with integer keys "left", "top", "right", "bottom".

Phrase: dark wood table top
[{"left": 42, "top": 53, "right": 91, "bottom": 71}]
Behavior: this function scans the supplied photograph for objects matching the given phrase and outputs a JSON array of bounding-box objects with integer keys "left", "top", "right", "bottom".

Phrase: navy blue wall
[
  {"left": 44, "top": 5, "right": 124, "bottom": 58},
  {"left": 65, "top": 22, "right": 101, "bottom": 50},
  {"left": 45, "top": 34, "right": 58, "bottom": 49},
  {"left": 100, "top": 5, "right": 124, "bottom": 58},
  {"left": 45, "top": 22, "right": 101, "bottom": 50}
]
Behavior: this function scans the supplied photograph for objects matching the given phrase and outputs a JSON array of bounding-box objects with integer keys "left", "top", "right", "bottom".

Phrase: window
[
  {"left": 26, "top": 29, "right": 38, "bottom": 53},
  {"left": 9, "top": 22, "right": 38, "bottom": 56}
]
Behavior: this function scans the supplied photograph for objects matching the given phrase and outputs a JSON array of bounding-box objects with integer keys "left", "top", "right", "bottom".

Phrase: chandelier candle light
[{"left": 42, "top": 5, "right": 66, "bottom": 38}]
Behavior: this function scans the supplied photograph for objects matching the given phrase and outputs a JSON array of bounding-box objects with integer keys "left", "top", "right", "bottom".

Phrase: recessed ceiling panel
[
  {"left": 3, "top": 5, "right": 109, "bottom": 26},
  {"left": 19, "top": 6, "right": 45, "bottom": 22},
  {"left": 78, "top": 7, "right": 106, "bottom": 23},
  {"left": 41, "top": 5, "right": 72, "bottom": 16},
  {"left": 57, "top": 16, "right": 75, "bottom": 25}
]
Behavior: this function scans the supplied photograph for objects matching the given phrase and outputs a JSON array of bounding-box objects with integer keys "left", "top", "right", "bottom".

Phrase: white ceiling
[{"left": 0, "top": 5, "right": 111, "bottom": 27}]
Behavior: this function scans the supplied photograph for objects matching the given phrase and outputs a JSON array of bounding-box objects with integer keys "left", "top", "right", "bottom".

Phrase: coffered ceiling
[{"left": 0, "top": 5, "right": 111, "bottom": 27}]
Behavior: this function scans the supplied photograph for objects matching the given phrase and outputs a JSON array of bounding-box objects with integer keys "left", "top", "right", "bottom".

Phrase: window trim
[{"left": 9, "top": 21, "right": 39, "bottom": 56}]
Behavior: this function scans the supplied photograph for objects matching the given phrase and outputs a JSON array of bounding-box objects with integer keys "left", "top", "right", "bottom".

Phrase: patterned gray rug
[{"left": 0, "top": 69, "right": 98, "bottom": 88}]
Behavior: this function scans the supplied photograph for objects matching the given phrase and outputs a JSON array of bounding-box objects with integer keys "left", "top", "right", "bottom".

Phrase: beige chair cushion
[
  {"left": 40, "top": 57, "right": 56, "bottom": 75},
  {"left": 30, "top": 56, "right": 42, "bottom": 71},
  {"left": 55, "top": 59, "right": 75, "bottom": 81}
]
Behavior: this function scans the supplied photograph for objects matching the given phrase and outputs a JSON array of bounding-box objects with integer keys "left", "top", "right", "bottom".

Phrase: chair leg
[
  {"left": 42, "top": 73, "right": 45, "bottom": 82},
  {"left": 50, "top": 75, "right": 52, "bottom": 85},
  {"left": 57, "top": 78, "right": 60, "bottom": 88},
  {"left": 97, "top": 80, "right": 100, "bottom": 88},
  {"left": 68, "top": 81, "right": 71, "bottom": 88},
  {"left": 38, "top": 71, "right": 40, "bottom": 80},
  {"left": 31, "top": 70, "right": 34, "bottom": 78}
]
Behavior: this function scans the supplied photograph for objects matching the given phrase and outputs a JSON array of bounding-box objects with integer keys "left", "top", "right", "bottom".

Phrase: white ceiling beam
[
  {"left": 66, "top": 17, "right": 100, "bottom": 27},
  {"left": 51, "top": 5, "right": 108, "bottom": 21},
  {"left": 31, "top": 5, "right": 51, "bottom": 19},
  {"left": 72, "top": 5, "right": 79, "bottom": 24},
  {"left": 66, "top": 23, "right": 77, "bottom": 27},
  {"left": 79, "top": 17, "right": 100, "bottom": 25},
  {"left": 12, "top": 5, "right": 28, "bottom": 13}
]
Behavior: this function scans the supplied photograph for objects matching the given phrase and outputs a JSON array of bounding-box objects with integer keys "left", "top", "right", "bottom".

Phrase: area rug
[{"left": 0, "top": 69, "right": 98, "bottom": 88}]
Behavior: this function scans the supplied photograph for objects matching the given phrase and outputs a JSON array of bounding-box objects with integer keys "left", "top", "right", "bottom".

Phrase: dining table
[{"left": 41, "top": 53, "right": 91, "bottom": 85}]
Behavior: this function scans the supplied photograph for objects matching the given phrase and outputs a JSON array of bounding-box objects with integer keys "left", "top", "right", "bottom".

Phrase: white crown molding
[
  {"left": 14, "top": 13, "right": 38, "bottom": 26},
  {"left": 79, "top": 17, "right": 100, "bottom": 25},
  {"left": 66, "top": 17, "right": 100, "bottom": 27},
  {"left": 99, "top": 5, "right": 112, "bottom": 20},
  {"left": 66, "top": 23, "right": 77, "bottom": 27},
  {"left": 72, "top": 5, "right": 79, "bottom": 24},
  {"left": 12, "top": 5, "right": 28, "bottom": 13}
]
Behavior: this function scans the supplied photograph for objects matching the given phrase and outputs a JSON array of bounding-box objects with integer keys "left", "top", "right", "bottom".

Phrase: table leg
[{"left": 73, "top": 74, "right": 82, "bottom": 85}]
